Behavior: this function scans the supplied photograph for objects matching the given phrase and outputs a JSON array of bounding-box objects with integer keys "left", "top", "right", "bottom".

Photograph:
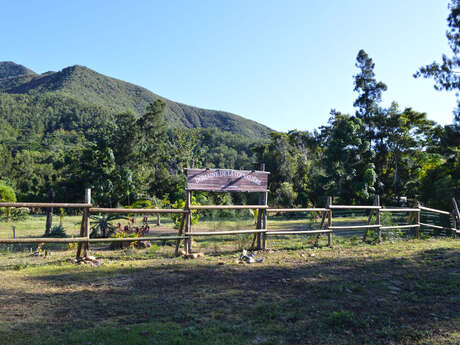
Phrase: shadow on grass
[
  {"left": 1, "top": 246, "right": 459, "bottom": 345},
  {"left": 0, "top": 241, "right": 76, "bottom": 253}
]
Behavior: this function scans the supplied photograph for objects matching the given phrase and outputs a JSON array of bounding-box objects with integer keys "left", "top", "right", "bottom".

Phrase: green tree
[
  {"left": 384, "top": 107, "right": 435, "bottom": 201},
  {"left": 322, "top": 111, "right": 376, "bottom": 203},
  {"left": 253, "top": 130, "right": 321, "bottom": 207},
  {"left": 414, "top": 0, "right": 460, "bottom": 207},
  {"left": 168, "top": 128, "right": 203, "bottom": 173},
  {"left": 414, "top": 0, "right": 460, "bottom": 122},
  {"left": 110, "top": 111, "right": 139, "bottom": 166},
  {"left": 353, "top": 49, "right": 388, "bottom": 142},
  {"left": 136, "top": 99, "right": 167, "bottom": 163},
  {"left": 352, "top": 50, "right": 388, "bottom": 198}
]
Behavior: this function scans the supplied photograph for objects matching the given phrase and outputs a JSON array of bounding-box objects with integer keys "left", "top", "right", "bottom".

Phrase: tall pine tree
[{"left": 353, "top": 49, "right": 388, "bottom": 144}]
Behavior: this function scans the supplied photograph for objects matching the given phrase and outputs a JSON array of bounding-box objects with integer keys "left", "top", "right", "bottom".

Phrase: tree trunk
[{"left": 44, "top": 188, "right": 55, "bottom": 236}]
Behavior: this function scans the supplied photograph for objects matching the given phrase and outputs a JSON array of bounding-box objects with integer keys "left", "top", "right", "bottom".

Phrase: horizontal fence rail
[
  {"left": 329, "top": 205, "right": 381, "bottom": 209},
  {"left": 90, "top": 208, "right": 188, "bottom": 214},
  {"left": 185, "top": 230, "right": 266, "bottom": 236},
  {"left": 329, "top": 224, "right": 381, "bottom": 230},
  {"left": 89, "top": 236, "right": 186, "bottom": 242},
  {"left": 267, "top": 208, "right": 329, "bottom": 213},
  {"left": 0, "top": 237, "right": 88, "bottom": 243},
  {"left": 0, "top": 202, "right": 93, "bottom": 208},
  {"left": 419, "top": 223, "right": 455, "bottom": 231},
  {"left": 380, "top": 224, "right": 420, "bottom": 230},
  {"left": 265, "top": 230, "right": 333, "bottom": 235},
  {"left": 379, "top": 208, "right": 420, "bottom": 212},
  {"left": 0, "top": 194, "right": 457, "bottom": 258},
  {"left": 0, "top": 236, "right": 186, "bottom": 244},
  {"left": 419, "top": 206, "right": 451, "bottom": 215},
  {"left": 189, "top": 205, "right": 269, "bottom": 210}
]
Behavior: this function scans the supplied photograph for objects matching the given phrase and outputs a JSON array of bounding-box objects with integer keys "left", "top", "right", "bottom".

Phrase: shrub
[
  {"left": 0, "top": 181, "right": 16, "bottom": 222},
  {"left": 171, "top": 198, "right": 200, "bottom": 228},
  {"left": 44, "top": 225, "right": 66, "bottom": 238},
  {"left": 326, "top": 310, "right": 355, "bottom": 327},
  {"left": 0, "top": 181, "right": 16, "bottom": 202},
  {"left": 274, "top": 182, "right": 298, "bottom": 207},
  {"left": 110, "top": 226, "right": 141, "bottom": 250},
  {"left": 90, "top": 214, "right": 128, "bottom": 238},
  {"left": 380, "top": 213, "right": 403, "bottom": 242},
  {"left": 1, "top": 207, "right": 29, "bottom": 222}
]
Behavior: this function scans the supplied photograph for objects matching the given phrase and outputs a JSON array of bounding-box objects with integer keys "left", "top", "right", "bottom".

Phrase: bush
[
  {"left": 9, "top": 207, "right": 30, "bottom": 222},
  {"left": 0, "top": 181, "right": 16, "bottom": 202},
  {"left": 90, "top": 214, "right": 128, "bottom": 238},
  {"left": 0, "top": 207, "right": 30, "bottom": 222},
  {"left": 43, "top": 225, "right": 66, "bottom": 238},
  {"left": 0, "top": 180, "right": 16, "bottom": 222},
  {"left": 274, "top": 182, "right": 298, "bottom": 207},
  {"left": 326, "top": 310, "right": 355, "bottom": 327},
  {"left": 171, "top": 198, "right": 200, "bottom": 228},
  {"left": 110, "top": 227, "right": 140, "bottom": 250},
  {"left": 380, "top": 213, "right": 403, "bottom": 242}
]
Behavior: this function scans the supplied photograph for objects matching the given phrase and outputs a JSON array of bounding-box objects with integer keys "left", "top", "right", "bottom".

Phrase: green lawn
[{"left": 0, "top": 215, "right": 458, "bottom": 344}]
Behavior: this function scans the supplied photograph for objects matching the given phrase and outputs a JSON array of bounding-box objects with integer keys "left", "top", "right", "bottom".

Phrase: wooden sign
[{"left": 186, "top": 168, "right": 269, "bottom": 192}]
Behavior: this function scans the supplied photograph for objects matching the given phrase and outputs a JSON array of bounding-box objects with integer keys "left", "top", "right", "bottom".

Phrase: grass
[{"left": 0, "top": 216, "right": 458, "bottom": 344}]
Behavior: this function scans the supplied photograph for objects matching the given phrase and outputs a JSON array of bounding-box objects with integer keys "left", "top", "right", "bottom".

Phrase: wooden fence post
[
  {"left": 376, "top": 196, "right": 381, "bottom": 242},
  {"left": 452, "top": 198, "right": 459, "bottom": 238},
  {"left": 185, "top": 190, "right": 192, "bottom": 254},
  {"left": 175, "top": 214, "right": 186, "bottom": 256},
  {"left": 76, "top": 188, "right": 91, "bottom": 260},
  {"left": 415, "top": 198, "right": 421, "bottom": 239},
  {"left": 314, "top": 210, "right": 327, "bottom": 247},
  {"left": 453, "top": 215, "right": 457, "bottom": 239},
  {"left": 261, "top": 191, "right": 268, "bottom": 250},
  {"left": 363, "top": 195, "right": 379, "bottom": 242},
  {"left": 256, "top": 163, "right": 266, "bottom": 250},
  {"left": 83, "top": 188, "right": 91, "bottom": 257},
  {"left": 186, "top": 159, "right": 195, "bottom": 253},
  {"left": 327, "top": 196, "right": 333, "bottom": 247},
  {"left": 44, "top": 188, "right": 55, "bottom": 235},
  {"left": 256, "top": 209, "right": 262, "bottom": 250}
]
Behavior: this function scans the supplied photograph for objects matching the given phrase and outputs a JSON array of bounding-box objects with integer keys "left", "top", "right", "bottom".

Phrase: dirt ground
[{"left": 0, "top": 236, "right": 459, "bottom": 345}]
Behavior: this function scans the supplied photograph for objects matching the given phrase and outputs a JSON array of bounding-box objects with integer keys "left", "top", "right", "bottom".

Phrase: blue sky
[{"left": 1, "top": 0, "right": 457, "bottom": 132}]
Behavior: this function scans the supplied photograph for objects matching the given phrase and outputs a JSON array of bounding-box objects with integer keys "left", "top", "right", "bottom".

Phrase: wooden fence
[{"left": 0, "top": 190, "right": 458, "bottom": 260}]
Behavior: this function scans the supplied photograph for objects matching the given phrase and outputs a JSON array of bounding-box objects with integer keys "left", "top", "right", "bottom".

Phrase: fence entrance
[{"left": 179, "top": 166, "right": 270, "bottom": 253}]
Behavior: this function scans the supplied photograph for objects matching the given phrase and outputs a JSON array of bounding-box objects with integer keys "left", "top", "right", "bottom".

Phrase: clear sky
[{"left": 1, "top": 0, "right": 457, "bottom": 132}]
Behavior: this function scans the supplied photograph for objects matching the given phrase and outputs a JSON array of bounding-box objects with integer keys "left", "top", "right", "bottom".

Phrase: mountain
[
  {"left": 0, "top": 61, "right": 38, "bottom": 91},
  {"left": 0, "top": 62, "right": 271, "bottom": 137}
]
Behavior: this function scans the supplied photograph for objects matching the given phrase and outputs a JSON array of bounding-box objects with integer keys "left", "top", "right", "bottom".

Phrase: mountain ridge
[
  {"left": 0, "top": 62, "right": 271, "bottom": 137},
  {"left": 0, "top": 61, "right": 38, "bottom": 91}
]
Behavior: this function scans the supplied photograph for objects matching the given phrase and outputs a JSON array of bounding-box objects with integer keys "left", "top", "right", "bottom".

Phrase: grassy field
[
  {"left": 0, "top": 211, "right": 401, "bottom": 239},
  {"left": 0, "top": 215, "right": 458, "bottom": 345}
]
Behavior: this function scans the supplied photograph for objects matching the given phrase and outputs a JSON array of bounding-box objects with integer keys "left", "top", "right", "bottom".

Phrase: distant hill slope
[
  {"left": 0, "top": 61, "right": 38, "bottom": 91},
  {"left": 0, "top": 62, "right": 271, "bottom": 137}
]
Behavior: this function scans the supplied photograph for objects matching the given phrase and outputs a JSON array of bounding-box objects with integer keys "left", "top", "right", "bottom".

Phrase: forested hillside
[{"left": 0, "top": 62, "right": 271, "bottom": 138}]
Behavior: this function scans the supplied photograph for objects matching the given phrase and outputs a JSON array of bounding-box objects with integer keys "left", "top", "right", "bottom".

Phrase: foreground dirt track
[{"left": 0, "top": 238, "right": 459, "bottom": 345}]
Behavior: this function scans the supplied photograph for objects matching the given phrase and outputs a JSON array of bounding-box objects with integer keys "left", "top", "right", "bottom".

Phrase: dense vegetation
[
  {"left": 0, "top": 2, "right": 459, "bottom": 211},
  {"left": 0, "top": 63, "right": 271, "bottom": 138}
]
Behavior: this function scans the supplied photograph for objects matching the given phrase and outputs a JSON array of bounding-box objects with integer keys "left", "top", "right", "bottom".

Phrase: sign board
[{"left": 186, "top": 168, "right": 269, "bottom": 192}]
